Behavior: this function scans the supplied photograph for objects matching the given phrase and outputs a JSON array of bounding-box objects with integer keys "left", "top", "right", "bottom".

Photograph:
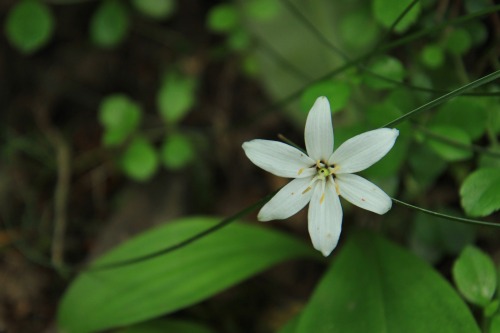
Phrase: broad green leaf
[
  {"left": 157, "top": 72, "right": 197, "bottom": 124},
  {"left": 452, "top": 245, "right": 497, "bottom": 307},
  {"left": 460, "top": 167, "right": 500, "bottom": 217},
  {"left": 491, "top": 314, "right": 500, "bottom": 333},
  {"left": 364, "top": 56, "right": 406, "bottom": 90},
  {"left": 408, "top": 144, "right": 446, "bottom": 190},
  {"left": 431, "top": 97, "right": 487, "bottom": 140},
  {"left": 120, "top": 137, "right": 158, "bottom": 181},
  {"left": 90, "top": 0, "right": 129, "bottom": 48},
  {"left": 57, "top": 217, "right": 316, "bottom": 333},
  {"left": 4, "top": 0, "right": 55, "bottom": 54},
  {"left": 277, "top": 315, "right": 300, "bottom": 333},
  {"left": 372, "top": 0, "right": 420, "bottom": 33},
  {"left": 420, "top": 44, "right": 444, "bottom": 69},
  {"left": 120, "top": 318, "right": 214, "bottom": 333},
  {"left": 445, "top": 28, "right": 472, "bottom": 55},
  {"left": 426, "top": 125, "right": 472, "bottom": 161},
  {"left": 295, "top": 232, "right": 481, "bottom": 333},
  {"left": 99, "top": 94, "right": 141, "bottom": 146},
  {"left": 300, "top": 80, "right": 351, "bottom": 114},
  {"left": 484, "top": 300, "right": 500, "bottom": 318},
  {"left": 207, "top": 4, "right": 239, "bottom": 33},
  {"left": 131, "top": 0, "right": 175, "bottom": 20},
  {"left": 160, "top": 133, "right": 195, "bottom": 170}
]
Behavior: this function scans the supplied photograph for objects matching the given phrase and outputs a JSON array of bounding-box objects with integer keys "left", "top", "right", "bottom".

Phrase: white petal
[
  {"left": 305, "top": 96, "right": 334, "bottom": 162},
  {"left": 243, "top": 139, "right": 315, "bottom": 178},
  {"left": 328, "top": 128, "right": 399, "bottom": 174},
  {"left": 258, "top": 177, "right": 314, "bottom": 221},
  {"left": 336, "top": 173, "right": 392, "bottom": 214},
  {"left": 308, "top": 178, "right": 343, "bottom": 256}
]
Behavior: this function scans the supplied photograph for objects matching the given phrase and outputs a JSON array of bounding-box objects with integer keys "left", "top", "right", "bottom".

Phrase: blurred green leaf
[
  {"left": 410, "top": 211, "right": 476, "bottom": 264},
  {"left": 420, "top": 44, "right": 444, "bottom": 69},
  {"left": 207, "top": 4, "right": 239, "bottom": 33},
  {"left": 295, "top": 232, "right": 480, "bottom": 333},
  {"left": 90, "top": 0, "right": 129, "bottom": 48},
  {"left": 372, "top": 0, "right": 420, "bottom": 33},
  {"left": 227, "top": 28, "right": 251, "bottom": 51},
  {"left": 300, "top": 80, "right": 351, "bottom": 114},
  {"left": 160, "top": 133, "right": 195, "bottom": 170},
  {"left": 157, "top": 71, "right": 197, "bottom": 124},
  {"left": 121, "top": 137, "right": 158, "bottom": 181},
  {"left": 57, "top": 217, "right": 316, "bottom": 333},
  {"left": 426, "top": 125, "right": 472, "bottom": 161},
  {"left": 243, "top": 0, "right": 280, "bottom": 21},
  {"left": 453, "top": 245, "right": 497, "bottom": 307},
  {"left": 99, "top": 94, "right": 142, "bottom": 146},
  {"left": 339, "top": 8, "right": 380, "bottom": 51},
  {"left": 408, "top": 144, "right": 447, "bottom": 189},
  {"left": 4, "top": 0, "right": 55, "bottom": 54},
  {"left": 364, "top": 56, "right": 406, "bottom": 90},
  {"left": 491, "top": 314, "right": 500, "bottom": 333},
  {"left": 445, "top": 28, "right": 472, "bottom": 56},
  {"left": 484, "top": 300, "right": 500, "bottom": 318},
  {"left": 431, "top": 97, "right": 487, "bottom": 140},
  {"left": 460, "top": 167, "right": 500, "bottom": 217},
  {"left": 120, "top": 318, "right": 214, "bottom": 333},
  {"left": 130, "top": 0, "right": 175, "bottom": 20}
]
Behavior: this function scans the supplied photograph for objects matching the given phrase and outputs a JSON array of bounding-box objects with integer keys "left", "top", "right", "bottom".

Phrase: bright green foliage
[
  {"left": 460, "top": 168, "right": 500, "bottom": 217},
  {"left": 90, "top": 0, "right": 129, "bottom": 48},
  {"left": 372, "top": 0, "right": 420, "bottom": 33},
  {"left": 98, "top": 94, "right": 141, "bottom": 146},
  {"left": 243, "top": 0, "right": 280, "bottom": 21},
  {"left": 4, "top": 0, "right": 55, "bottom": 54},
  {"left": 157, "top": 72, "right": 197, "bottom": 124},
  {"left": 340, "top": 9, "right": 380, "bottom": 51},
  {"left": 420, "top": 44, "right": 444, "bottom": 69},
  {"left": 364, "top": 56, "right": 406, "bottom": 90},
  {"left": 431, "top": 98, "right": 487, "bottom": 140},
  {"left": 57, "top": 217, "right": 316, "bottom": 333},
  {"left": 410, "top": 211, "right": 476, "bottom": 263},
  {"left": 120, "top": 137, "right": 158, "bottom": 181},
  {"left": 160, "top": 133, "right": 195, "bottom": 170},
  {"left": 207, "top": 4, "right": 239, "bottom": 33},
  {"left": 484, "top": 300, "right": 500, "bottom": 318},
  {"left": 294, "top": 232, "right": 480, "bottom": 333},
  {"left": 445, "top": 28, "right": 472, "bottom": 56},
  {"left": 426, "top": 125, "right": 472, "bottom": 161},
  {"left": 300, "top": 80, "right": 351, "bottom": 114},
  {"left": 452, "top": 245, "right": 497, "bottom": 307},
  {"left": 131, "top": 0, "right": 175, "bottom": 20},
  {"left": 121, "top": 318, "right": 215, "bottom": 333}
]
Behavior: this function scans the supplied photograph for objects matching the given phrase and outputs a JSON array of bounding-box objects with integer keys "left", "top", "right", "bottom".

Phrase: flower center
[{"left": 317, "top": 167, "right": 331, "bottom": 179}]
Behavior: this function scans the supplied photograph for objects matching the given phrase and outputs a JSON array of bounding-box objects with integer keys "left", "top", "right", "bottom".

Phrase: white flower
[{"left": 242, "top": 96, "right": 399, "bottom": 256}]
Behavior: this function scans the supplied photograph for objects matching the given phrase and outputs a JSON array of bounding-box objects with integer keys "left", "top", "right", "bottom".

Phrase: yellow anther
[
  {"left": 297, "top": 168, "right": 304, "bottom": 175},
  {"left": 320, "top": 192, "right": 325, "bottom": 204},
  {"left": 302, "top": 186, "right": 312, "bottom": 194},
  {"left": 334, "top": 182, "right": 341, "bottom": 195}
]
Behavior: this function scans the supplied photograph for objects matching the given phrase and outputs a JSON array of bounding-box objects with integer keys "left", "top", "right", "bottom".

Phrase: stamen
[
  {"left": 302, "top": 186, "right": 312, "bottom": 194},
  {"left": 297, "top": 168, "right": 304, "bottom": 175},
  {"left": 320, "top": 192, "right": 325, "bottom": 204},
  {"left": 334, "top": 181, "right": 341, "bottom": 195}
]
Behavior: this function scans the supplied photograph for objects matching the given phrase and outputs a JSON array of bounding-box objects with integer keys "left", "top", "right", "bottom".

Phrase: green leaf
[
  {"left": 300, "top": 80, "right": 351, "bottom": 114},
  {"left": 4, "top": 0, "right": 55, "bottom": 54},
  {"left": 339, "top": 8, "right": 380, "bottom": 51},
  {"left": 364, "top": 56, "right": 406, "bottom": 90},
  {"left": 157, "top": 71, "right": 197, "bottom": 124},
  {"left": 131, "top": 0, "right": 175, "bottom": 20},
  {"left": 431, "top": 97, "right": 487, "bottom": 140},
  {"left": 90, "top": 0, "right": 129, "bottom": 48},
  {"left": 372, "top": 0, "right": 420, "bottom": 33},
  {"left": 243, "top": 0, "right": 280, "bottom": 21},
  {"left": 295, "top": 232, "right": 480, "bottom": 333},
  {"left": 120, "top": 137, "right": 158, "bottom": 181},
  {"left": 426, "top": 125, "right": 472, "bottom": 161},
  {"left": 160, "top": 133, "right": 195, "bottom": 170},
  {"left": 452, "top": 245, "right": 497, "bottom": 307},
  {"left": 207, "top": 4, "right": 239, "bottom": 33},
  {"left": 445, "top": 28, "right": 472, "bottom": 55},
  {"left": 120, "top": 318, "right": 215, "bottom": 333},
  {"left": 408, "top": 144, "right": 447, "bottom": 189},
  {"left": 484, "top": 300, "right": 500, "bottom": 318},
  {"left": 460, "top": 167, "right": 500, "bottom": 217},
  {"left": 491, "top": 314, "right": 500, "bottom": 333},
  {"left": 57, "top": 217, "right": 316, "bottom": 333},
  {"left": 227, "top": 28, "right": 251, "bottom": 51},
  {"left": 99, "top": 94, "right": 142, "bottom": 146},
  {"left": 420, "top": 44, "right": 445, "bottom": 69}
]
